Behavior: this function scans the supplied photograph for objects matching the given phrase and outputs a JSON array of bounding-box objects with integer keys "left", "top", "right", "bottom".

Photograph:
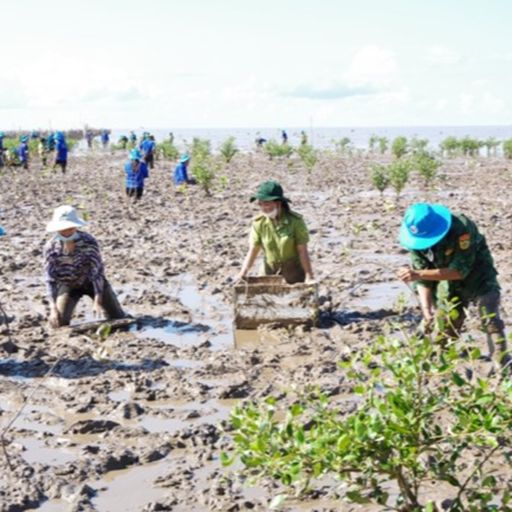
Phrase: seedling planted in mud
[
  {"left": 370, "top": 164, "right": 390, "bottom": 197},
  {"left": 388, "top": 158, "right": 411, "bottom": 200},
  {"left": 219, "top": 136, "right": 238, "bottom": 164},
  {"left": 413, "top": 152, "right": 440, "bottom": 189},
  {"left": 264, "top": 139, "right": 293, "bottom": 159},
  {"left": 223, "top": 309, "right": 512, "bottom": 511},
  {"left": 391, "top": 135, "right": 408, "bottom": 159},
  {"left": 297, "top": 143, "right": 317, "bottom": 172}
]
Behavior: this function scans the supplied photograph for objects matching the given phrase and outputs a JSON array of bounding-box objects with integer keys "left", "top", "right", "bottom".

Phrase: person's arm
[
  {"left": 397, "top": 267, "right": 463, "bottom": 282},
  {"left": 237, "top": 245, "right": 261, "bottom": 280},
  {"left": 297, "top": 244, "right": 314, "bottom": 281},
  {"left": 86, "top": 237, "right": 105, "bottom": 307},
  {"left": 417, "top": 284, "right": 435, "bottom": 325}
]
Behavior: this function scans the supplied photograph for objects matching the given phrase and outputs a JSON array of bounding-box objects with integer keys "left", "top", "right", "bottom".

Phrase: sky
[{"left": 1, "top": 0, "right": 511, "bottom": 129}]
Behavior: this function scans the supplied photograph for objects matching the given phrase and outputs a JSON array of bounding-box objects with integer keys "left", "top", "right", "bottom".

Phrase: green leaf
[
  {"left": 425, "top": 501, "right": 435, "bottom": 512},
  {"left": 451, "top": 371, "right": 465, "bottom": 386},
  {"left": 290, "top": 403, "right": 304, "bottom": 417},
  {"left": 220, "top": 451, "right": 234, "bottom": 466},
  {"left": 353, "top": 384, "right": 365, "bottom": 395}
]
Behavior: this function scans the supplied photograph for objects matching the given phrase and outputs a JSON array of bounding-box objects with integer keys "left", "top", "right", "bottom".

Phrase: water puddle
[
  {"left": 130, "top": 275, "right": 234, "bottom": 350},
  {"left": 108, "top": 389, "right": 132, "bottom": 402},
  {"left": 92, "top": 459, "right": 173, "bottom": 512},
  {"left": 21, "top": 437, "right": 76, "bottom": 466},
  {"left": 234, "top": 329, "right": 280, "bottom": 349},
  {"left": 349, "top": 281, "right": 415, "bottom": 311}
]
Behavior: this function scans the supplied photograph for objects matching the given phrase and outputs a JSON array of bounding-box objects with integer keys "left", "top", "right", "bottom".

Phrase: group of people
[
  {"left": 31, "top": 173, "right": 510, "bottom": 373},
  {"left": 0, "top": 131, "right": 68, "bottom": 172}
]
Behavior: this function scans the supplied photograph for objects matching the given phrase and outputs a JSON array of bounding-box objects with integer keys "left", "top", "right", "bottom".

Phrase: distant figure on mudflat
[
  {"left": 18, "top": 136, "right": 29, "bottom": 170},
  {"left": 124, "top": 149, "right": 149, "bottom": 202},
  {"left": 140, "top": 133, "right": 156, "bottom": 169},
  {"left": 300, "top": 130, "right": 308, "bottom": 146},
  {"left": 173, "top": 153, "right": 195, "bottom": 186},
  {"left": 238, "top": 181, "right": 314, "bottom": 285},
  {"left": 53, "top": 131, "right": 68, "bottom": 174},
  {"left": 44, "top": 205, "right": 125, "bottom": 328},
  {"left": 101, "top": 129, "right": 110, "bottom": 149},
  {"left": 85, "top": 130, "right": 94, "bottom": 149},
  {"left": 281, "top": 130, "right": 288, "bottom": 144}
]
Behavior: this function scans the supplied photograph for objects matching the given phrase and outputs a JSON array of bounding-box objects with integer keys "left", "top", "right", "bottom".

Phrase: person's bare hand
[{"left": 397, "top": 266, "right": 419, "bottom": 283}]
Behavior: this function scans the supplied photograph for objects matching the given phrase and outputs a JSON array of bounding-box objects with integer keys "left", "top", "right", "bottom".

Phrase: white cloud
[
  {"left": 344, "top": 45, "right": 398, "bottom": 86},
  {"left": 426, "top": 46, "right": 462, "bottom": 66}
]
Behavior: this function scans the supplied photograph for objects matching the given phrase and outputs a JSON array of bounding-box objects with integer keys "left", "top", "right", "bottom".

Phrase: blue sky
[{"left": 1, "top": 0, "right": 511, "bottom": 129}]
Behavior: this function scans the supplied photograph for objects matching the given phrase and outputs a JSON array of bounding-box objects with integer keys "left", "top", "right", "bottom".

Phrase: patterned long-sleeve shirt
[{"left": 43, "top": 231, "right": 105, "bottom": 300}]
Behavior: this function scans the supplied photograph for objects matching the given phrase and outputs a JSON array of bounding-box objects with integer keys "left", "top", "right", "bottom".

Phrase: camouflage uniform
[{"left": 410, "top": 213, "right": 506, "bottom": 356}]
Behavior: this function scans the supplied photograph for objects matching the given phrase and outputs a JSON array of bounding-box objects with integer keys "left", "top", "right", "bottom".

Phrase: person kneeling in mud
[
  {"left": 44, "top": 205, "right": 125, "bottom": 327},
  {"left": 124, "top": 149, "right": 149, "bottom": 202},
  {"left": 397, "top": 202, "right": 510, "bottom": 369},
  {"left": 237, "top": 180, "right": 314, "bottom": 284}
]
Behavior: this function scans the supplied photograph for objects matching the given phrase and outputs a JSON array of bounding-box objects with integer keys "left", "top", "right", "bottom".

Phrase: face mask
[
  {"left": 56, "top": 231, "right": 79, "bottom": 242},
  {"left": 264, "top": 208, "right": 279, "bottom": 220}
]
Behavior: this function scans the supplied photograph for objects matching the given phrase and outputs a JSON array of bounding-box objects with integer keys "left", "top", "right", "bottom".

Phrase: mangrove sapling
[
  {"left": 334, "top": 137, "right": 352, "bottom": 154},
  {"left": 388, "top": 158, "right": 411, "bottom": 199},
  {"left": 460, "top": 137, "right": 481, "bottom": 158},
  {"left": 368, "top": 134, "right": 379, "bottom": 153},
  {"left": 440, "top": 136, "right": 460, "bottom": 158},
  {"left": 483, "top": 137, "right": 500, "bottom": 157},
  {"left": 190, "top": 137, "right": 212, "bottom": 161},
  {"left": 223, "top": 313, "right": 512, "bottom": 511},
  {"left": 409, "top": 137, "right": 429, "bottom": 155},
  {"left": 219, "top": 136, "right": 238, "bottom": 164},
  {"left": 157, "top": 141, "right": 179, "bottom": 161},
  {"left": 391, "top": 135, "right": 408, "bottom": 159},
  {"left": 503, "top": 139, "right": 512, "bottom": 159},
  {"left": 263, "top": 139, "right": 294, "bottom": 159},
  {"left": 370, "top": 164, "right": 390, "bottom": 197},
  {"left": 297, "top": 143, "right": 317, "bottom": 172},
  {"left": 413, "top": 152, "right": 440, "bottom": 189},
  {"left": 378, "top": 136, "right": 389, "bottom": 155}
]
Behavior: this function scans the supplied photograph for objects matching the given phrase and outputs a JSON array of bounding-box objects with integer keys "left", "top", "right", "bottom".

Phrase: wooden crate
[{"left": 233, "top": 276, "right": 319, "bottom": 329}]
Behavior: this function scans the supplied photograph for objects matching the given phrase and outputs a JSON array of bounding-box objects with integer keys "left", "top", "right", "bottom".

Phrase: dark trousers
[
  {"left": 444, "top": 290, "right": 507, "bottom": 357},
  {"left": 126, "top": 187, "right": 143, "bottom": 200},
  {"left": 55, "top": 279, "right": 125, "bottom": 326},
  {"left": 144, "top": 152, "right": 154, "bottom": 169},
  {"left": 263, "top": 259, "right": 305, "bottom": 284},
  {"left": 54, "top": 159, "right": 67, "bottom": 174}
]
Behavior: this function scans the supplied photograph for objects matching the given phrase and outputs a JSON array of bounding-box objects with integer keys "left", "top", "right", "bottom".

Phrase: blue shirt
[
  {"left": 124, "top": 160, "right": 149, "bottom": 188},
  {"left": 173, "top": 162, "right": 190, "bottom": 185},
  {"left": 56, "top": 139, "right": 68, "bottom": 161},
  {"left": 101, "top": 131, "right": 109, "bottom": 143},
  {"left": 140, "top": 139, "right": 156, "bottom": 154},
  {"left": 18, "top": 142, "right": 29, "bottom": 162}
]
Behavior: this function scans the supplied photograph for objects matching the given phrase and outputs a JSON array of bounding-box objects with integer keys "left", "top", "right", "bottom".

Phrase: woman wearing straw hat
[
  {"left": 43, "top": 205, "right": 125, "bottom": 328},
  {"left": 237, "top": 181, "right": 314, "bottom": 284}
]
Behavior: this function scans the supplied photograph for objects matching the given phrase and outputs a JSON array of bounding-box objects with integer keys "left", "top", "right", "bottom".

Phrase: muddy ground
[{"left": 1, "top": 148, "right": 512, "bottom": 511}]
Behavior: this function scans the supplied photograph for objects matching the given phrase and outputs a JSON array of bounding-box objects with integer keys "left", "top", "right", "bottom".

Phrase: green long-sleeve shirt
[{"left": 410, "top": 213, "right": 499, "bottom": 302}]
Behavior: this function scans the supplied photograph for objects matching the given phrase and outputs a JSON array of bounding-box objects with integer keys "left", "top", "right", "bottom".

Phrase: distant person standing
[
  {"left": 38, "top": 137, "right": 48, "bottom": 168},
  {"left": 18, "top": 136, "right": 29, "bottom": 170},
  {"left": 124, "top": 149, "right": 149, "bottom": 202},
  {"left": 300, "top": 130, "right": 308, "bottom": 146},
  {"left": 85, "top": 130, "right": 94, "bottom": 149},
  {"left": 140, "top": 133, "right": 156, "bottom": 169},
  {"left": 168, "top": 132, "right": 174, "bottom": 144},
  {"left": 101, "top": 129, "right": 110, "bottom": 149},
  {"left": 281, "top": 130, "right": 288, "bottom": 144},
  {"left": 46, "top": 132, "right": 56, "bottom": 152},
  {"left": 53, "top": 131, "right": 68, "bottom": 174},
  {"left": 118, "top": 135, "right": 129, "bottom": 150},
  {"left": 129, "top": 131, "right": 137, "bottom": 148}
]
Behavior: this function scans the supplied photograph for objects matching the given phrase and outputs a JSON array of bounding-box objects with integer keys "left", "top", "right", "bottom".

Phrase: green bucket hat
[{"left": 250, "top": 180, "right": 291, "bottom": 203}]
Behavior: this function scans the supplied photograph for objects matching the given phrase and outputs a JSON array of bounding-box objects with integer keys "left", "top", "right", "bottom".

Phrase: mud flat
[{"left": 1, "top": 150, "right": 512, "bottom": 510}]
